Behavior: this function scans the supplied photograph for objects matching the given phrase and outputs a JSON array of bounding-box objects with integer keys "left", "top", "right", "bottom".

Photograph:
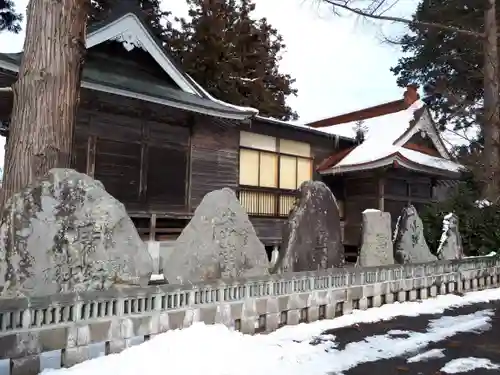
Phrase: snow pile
[
  {"left": 39, "top": 288, "right": 500, "bottom": 375},
  {"left": 392, "top": 214, "right": 401, "bottom": 243},
  {"left": 464, "top": 251, "right": 497, "bottom": 259},
  {"left": 441, "top": 357, "right": 500, "bottom": 373},
  {"left": 475, "top": 199, "right": 492, "bottom": 209},
  {"left": 149, "top": 274, "right": 166, "bottom": 282},
  {"left": 407, "top": 348, "right": 445, "bottom": 363},
  {"left": 438, "top": 213, "right": 454, "bottom": 252}
]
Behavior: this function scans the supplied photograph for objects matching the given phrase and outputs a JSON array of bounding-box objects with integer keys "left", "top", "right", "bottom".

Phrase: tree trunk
[
  {"left": 1, "top": 0, "right": 88, "bottom": 206},
  {"left": 482, "top": 0, "right": 500, "bottom": 201}
]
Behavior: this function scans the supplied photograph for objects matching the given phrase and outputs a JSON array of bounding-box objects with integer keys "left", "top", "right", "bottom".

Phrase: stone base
[
  {"left": 146, "top": 241, "right": 160, "bottom": 274},
  {"left": 439, "top": 284, "right": 447, "bottom": 295},
  {"left": 385, "top": 293, "right": 395, "bottom": 304},
  {"left": 11, "top": 355, "right": 40, "bottom": 375},
  {"left": 420, "top": 287, "right": 428, "bottom": 299},
  {"left": 398, "top": 291, "right": 406, "bottom": 302},
  {"left": 62, "top": 347, "right": 89, "bottom": 367}
]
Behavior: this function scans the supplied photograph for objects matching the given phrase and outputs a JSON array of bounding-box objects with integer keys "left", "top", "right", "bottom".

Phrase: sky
[
  {"left": 161, "top": 0, "right": 417, "bottom": 125},
  {"left": 0, "top": 0, "right": 441, "bottom": 167}
]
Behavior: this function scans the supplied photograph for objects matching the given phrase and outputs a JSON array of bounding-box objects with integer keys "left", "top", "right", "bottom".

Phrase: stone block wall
[{"left": 0, "top": 256, "right": 498, "bottom": 375}]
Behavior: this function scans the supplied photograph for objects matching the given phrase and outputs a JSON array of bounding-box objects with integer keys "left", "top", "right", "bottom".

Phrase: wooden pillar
[
  {"left": 186, "top": 123, "right": 193, "bottom": 211},
  {"left": 139, "top": 117, "right": 149, "bottom": 204},
  {"left": 86, "top": 135, "right": 96, "bottom": 177},
  {"left": 378, "top": 176, "right": 385, "bottom": 211},
  {"left": 149, "top": 213, "right": 157, "bottom": 242}
]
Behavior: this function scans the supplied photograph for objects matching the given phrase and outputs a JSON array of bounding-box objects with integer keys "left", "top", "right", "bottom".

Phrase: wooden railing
[
  {"left": 238, "top": 186, "right": 345, "bottom": 219},
  {"left": 238, "top": 186, "right": 297, "bottom": 217}
]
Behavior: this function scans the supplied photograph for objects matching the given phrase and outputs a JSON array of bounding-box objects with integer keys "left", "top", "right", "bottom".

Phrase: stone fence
[{"left": 0, "top": 256, "right": 499, "bottom": 375}]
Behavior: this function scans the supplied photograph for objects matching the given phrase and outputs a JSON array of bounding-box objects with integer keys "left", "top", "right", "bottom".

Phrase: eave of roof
[
  {"left": 316, "top": 146, "right": 356, "bottom": 171},
  {"left": 254, "top": 115, "right": 355, "bottom": 142},
  {"left": 307, "top": 99, "right": 408, "bottom": 129},
  {"left": 0, "top": 53, "right": 256, "bottom": 120},
  {"left": 0, "top": 6, "right": 260, "bottom": 120},
  {"left": 318, "top": 148, "right": 464, "bottom": 178}
]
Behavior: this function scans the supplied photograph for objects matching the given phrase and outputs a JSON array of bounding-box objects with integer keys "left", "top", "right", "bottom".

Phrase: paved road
[{"left": 318, "top": 299, "right": 500, "bottom": 374}]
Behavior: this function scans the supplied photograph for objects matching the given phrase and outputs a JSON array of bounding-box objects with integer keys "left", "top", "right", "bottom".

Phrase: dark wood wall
[
  {"left": 251, "top": 217, "right": 284, "bottom": 245},
  {"left": 188, "top": 117, "right": 345, "bottom": 245},
  {"left": 0, "top": 69, "right": 14, "bottom": 122},
  {"left": 383, "top": 168, "right": 433, "bottom": 229},
  {"left": 189, "top": 118, "right": 239, "bottom": 208},
  {"left": 334, "top": 167, "right": 435, "bottom": 247},
  {"left": 72, "top": 89, "right": 192, "bottom": 215},
  {"left": 342, "top": 172, "right": 381, "bottom": 245}
]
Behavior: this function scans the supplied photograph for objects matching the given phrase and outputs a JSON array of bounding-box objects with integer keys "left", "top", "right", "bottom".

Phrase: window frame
[
  {"left": 238, "top": 145, "right": 313, "bottom": 192},
  {"left": 238, "top": 135, "right": 314, "bottom": 218}
]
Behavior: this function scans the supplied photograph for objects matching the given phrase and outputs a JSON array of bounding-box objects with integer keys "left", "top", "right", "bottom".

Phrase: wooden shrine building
[
  {"left": 308, "top": 85, "right": 465, "bottom": 256},
  {"left": 0, "top": 5, "right": 465, "bottom": 258},
  {"left": 0, "top": 5, "right": 353, "bottom": 254}
]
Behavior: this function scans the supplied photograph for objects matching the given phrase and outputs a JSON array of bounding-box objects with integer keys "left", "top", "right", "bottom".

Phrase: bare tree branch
[
  {"left": 444, "top": 127, "right": 481, "bottom": 147},
  {"left": 322, "top": 0, "right": 484, "bottom": 37}
]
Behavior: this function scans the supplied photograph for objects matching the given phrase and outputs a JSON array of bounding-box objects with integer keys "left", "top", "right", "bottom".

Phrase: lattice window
[{"left": 239, "top": 189, "right": 296, "bottom": 217}]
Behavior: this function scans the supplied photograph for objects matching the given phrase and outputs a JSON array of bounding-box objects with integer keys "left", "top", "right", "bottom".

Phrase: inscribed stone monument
[
  {"left": 436, "top": 213, "right": 464, "bottom": 260},
  {"left": 273, "top": 180, "right": 344, "bottom": 273},
  {"left": 358, "top": 209, "right": 394, "bottom": 267},
  {"left": 162, "top": 188, "right": 269, "bottom": 283},
  {"left": 0, "top": 168, "right": 153, "bottom": 297},
  {"left": 393, "top": 205, "right": 436, "bottom": 264}
]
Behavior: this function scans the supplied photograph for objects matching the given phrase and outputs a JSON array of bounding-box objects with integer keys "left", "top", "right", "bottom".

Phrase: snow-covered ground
[
  {"left": 441, "top": 358, "right": 500, "bottom": 373},
  {"left": 41, "top": 288, "right": 500, "bottom": 375}
]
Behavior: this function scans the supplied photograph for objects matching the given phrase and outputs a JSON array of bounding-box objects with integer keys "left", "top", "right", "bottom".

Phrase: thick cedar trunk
[
  {"left": 483, "top": 0, "right": 500, "bottom": 201},
  {"left": 1, "top": 0, "right": 87, "bottom": 206}
]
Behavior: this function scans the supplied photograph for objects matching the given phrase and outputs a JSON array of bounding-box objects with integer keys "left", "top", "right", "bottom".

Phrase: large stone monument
[
  {"left": 393, "top": 205, "right": 436, "bottom": 264},
  {"left": 273, "top": 180, "right": 344, "bottom": 273},
  {"left": 358, "top": 209, "right": 394, "bottom": 267},
  {"left": 0, "top": 168, "right": 153, "bottom": 297},
  {"left": 162, "top": 188, "right": 269, "bottom": 283},
  {"left": 436, "top": 213, "right": 464, "bottom": 260}
]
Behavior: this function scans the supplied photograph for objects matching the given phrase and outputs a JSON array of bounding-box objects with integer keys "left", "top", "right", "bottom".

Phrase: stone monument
[
  {"left": 273, "top": 180, "right": 344, "bottom": 273},
  {"left": 358, "top": 209, "right": 394, "bottom": 267},
  {"left": 0, "top": 168, "right": 153, "bottom": 297},
  {"left": 436, "top": 213, "right": 464, "bottom": 260},
  {"left": 162, "top": 188, "right": 269, "bottom": 283},
  {"left": 393, "top": 205, "right": 436, "bottom": 264}
]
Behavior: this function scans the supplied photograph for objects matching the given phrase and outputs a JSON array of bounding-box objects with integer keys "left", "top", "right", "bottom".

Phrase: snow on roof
[
  {"left": 320, "top": 100, "right": 465, "bottom": 175},
  {"left": 335, "top": 99, "right": 424, "bottom": 166},
  {"left": 399, "top": 148, "right": 463, "bottom": 173},
  {"left": 185, "top": 74, "right": 259, "bottom": 115},
  {"left": 328, "top": 99, "right": 425, "bottom": 149}
]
